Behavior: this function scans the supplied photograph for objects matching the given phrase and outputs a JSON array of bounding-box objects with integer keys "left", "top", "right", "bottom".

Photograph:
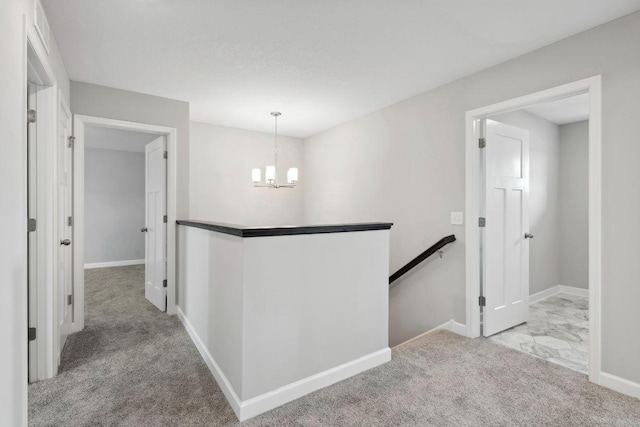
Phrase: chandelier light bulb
[
  {"left": 287, "top": 168, "right": 298, "bottom": 184},
  {"left": 252, "top": 112, "right": 298, "bottom": 189},
  {"left": 265, "top": 165, "right": 276, "bottom": 183},
  {"left": 251, "top": 168, "right": 261, "bottom": 183}
]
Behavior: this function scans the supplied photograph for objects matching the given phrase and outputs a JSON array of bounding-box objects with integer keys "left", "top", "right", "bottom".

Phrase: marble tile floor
[{"left": 488, "top": 293, "right": 589, "bottom": 374}]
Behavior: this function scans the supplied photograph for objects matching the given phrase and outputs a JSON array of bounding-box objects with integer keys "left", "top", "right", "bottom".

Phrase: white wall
[
  {"left": 178, "top": 226, "right": 245, "bottom": 395},
  {"left": 303, "top": 10, "right": 640, "bottom": 385},
  {"left": 178, "top": 224, "right": 390, "bottom": 419},
  {"left": 84, "top": 148, "right": 145, "bottom": 265},
  {"left": 241, "top": 230, "right": 390, "bottom": 400},
  {"left": 70, "top": 81, "right": 190, "bottom": 219},
  {"left": 559, "top": 121, "right": 589, "bottom": 289},
  {"left": 490, "top": 110, "right": 561, "bottom": 296},
  {"left": 0, "top": 2, "right": 70, "bottom": 425},
  {"left": 189, "top": 122, "right": 303, "bottom": 226}
]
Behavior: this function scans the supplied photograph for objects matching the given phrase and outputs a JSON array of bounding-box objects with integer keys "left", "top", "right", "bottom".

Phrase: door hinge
[
  {"left": 478, "top": 217, "right": 486, "bottom": 227},
  {"left": 28, "top": 327, "right": 36, "bottom": 341},
  {"left": 28, "top": 218, "right": 37, "bottom": 232},
  {"left": 27, "top": 109, "right": 37, "bottom": 124},
  {"left": 479, "top": 296, "right": 486, "bottom": 307},
  {"left": 67, "top": 294, "right": 73, "bottom": 305},
  {"left": 67, "top": 216, "right": 73, "bottom": 227},
  {"left": 163, "top": 215, "right": 168, "bottom": 223},
  {"left": 479, "top": 138, "right": 486, "bottom": 149},
  {"left": 68, "top": 135, "right": 76, "bottom": 147},
  {"left": 163, "top": 151, "right": 168, "bottom": 159},
  {"left": 163, "top": 279, "right": 167, "bottom": 288}
]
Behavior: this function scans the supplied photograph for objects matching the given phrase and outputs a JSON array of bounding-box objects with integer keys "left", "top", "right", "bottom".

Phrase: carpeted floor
[{"left": 29, "top": 265, "right": 640, "bottom": 426}]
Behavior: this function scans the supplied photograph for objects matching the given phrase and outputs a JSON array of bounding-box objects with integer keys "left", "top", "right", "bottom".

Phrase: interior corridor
[
  {"left": 28, "top": 265, "right": 236, "bottom": 425},
  {"left": 28, "top": 267, "right": 639, "bottom": 426}
]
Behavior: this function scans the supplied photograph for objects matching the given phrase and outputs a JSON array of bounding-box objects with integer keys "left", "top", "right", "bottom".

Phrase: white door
[
  {"left": 144, "top": 137, "right": 167, "bottom": 311},
  {"left": 482, "top": 119, "right": 531, "bottom": 336},
  {"left": 57, "top": 99, "right": 73, "bottom": 354}
]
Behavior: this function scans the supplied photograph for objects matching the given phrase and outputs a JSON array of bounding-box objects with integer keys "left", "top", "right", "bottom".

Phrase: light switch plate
[{"left": 451, "top": 211, "right": 464, "bottom": 225}]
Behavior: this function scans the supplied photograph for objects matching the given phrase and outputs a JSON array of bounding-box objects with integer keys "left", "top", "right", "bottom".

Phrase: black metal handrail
[{"left": 389, "top": 234, "right": 456, "bottom": 286}]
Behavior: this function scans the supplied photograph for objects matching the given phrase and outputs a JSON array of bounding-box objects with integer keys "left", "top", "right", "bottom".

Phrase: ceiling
[
  {"left": 43, "top": 1, "right": 640, "bottom": 138},
  {"left": 525, "top": 93, "right": 590, "bottom": 125},
  {"left": 85, "top": 126, "right": 159, "bottom": 153}
]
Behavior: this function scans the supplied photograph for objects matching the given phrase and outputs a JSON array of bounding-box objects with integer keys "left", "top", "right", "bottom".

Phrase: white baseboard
[
  {"left": 599, "top": 372, "right": 640, "bottom": 400},
  {"left": 529, "top": 286, "right": 561, "bottom": 304},
  {"left": 240, "top": 347, "right": 391, "bottom": 421},
  {"left": 176, "top": 306, "right": 391, "bottom": 421},
  {"left": 84, "top": 259, "right": 144, "bottom": 269},
  {"left": 176, "top": 307, "right": 242, "bottom": 417},
  {"left": 395, "top": 319, "right": 468, "bottom": 348},
  {"left": 451, "top": 320, "right": 468, "bottom": 336},
  {"left": 557, "top": 284, "right": 589, "bottom": 298},
  {"left": 529, "top": 284, "right": 588, "bottom": 304}
]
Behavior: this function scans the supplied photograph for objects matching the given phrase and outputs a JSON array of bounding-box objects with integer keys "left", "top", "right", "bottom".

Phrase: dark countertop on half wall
[{"left": 176, "top": 219, "right": 393, "bottom": 238}]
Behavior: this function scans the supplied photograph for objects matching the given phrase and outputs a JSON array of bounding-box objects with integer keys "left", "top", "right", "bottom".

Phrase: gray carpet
[{"left": 29, "top": 266, "right": 640, "bottom": 426}]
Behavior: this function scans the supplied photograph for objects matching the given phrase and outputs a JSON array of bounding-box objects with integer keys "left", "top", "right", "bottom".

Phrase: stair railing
[{"left": 389, "top": 234, "right": 456, "bottom": 287}]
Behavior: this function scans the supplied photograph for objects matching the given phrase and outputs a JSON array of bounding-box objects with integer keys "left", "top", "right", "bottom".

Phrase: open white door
[
  {"left": 57, "top": 98, "right": 73, "bottom": 357},
  {"left": 144, "top": 136, "right": 167, "bottom": 311},
  {"left": 482, "top": 119, "right": 531, "bottom": 336}
]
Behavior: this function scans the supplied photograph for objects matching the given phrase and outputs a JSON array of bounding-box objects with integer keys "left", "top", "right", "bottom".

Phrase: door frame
[
  {"left": 464, "top": 76, "right": 602, "bottom": 383},
  {"left": 25, "top": 17, "right": 60, "bottom": 381},
  {"left": 72, "top": 115, "right": 178, "bottom": 332}
]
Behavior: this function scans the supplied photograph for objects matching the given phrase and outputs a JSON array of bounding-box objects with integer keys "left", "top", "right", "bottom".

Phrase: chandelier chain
[{"left": 274, "top": 112, "right": 278, "bottom": 178}]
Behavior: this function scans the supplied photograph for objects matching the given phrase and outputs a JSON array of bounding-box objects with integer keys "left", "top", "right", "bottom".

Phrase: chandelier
[{"left": 251, "top": 112, "right": 298, "bottom": 188}]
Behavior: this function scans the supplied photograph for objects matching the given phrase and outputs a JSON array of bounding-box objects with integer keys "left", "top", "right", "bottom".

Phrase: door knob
[
  {"left": 141, "top": 227, "right": 148, "bottom": 232},
  {"left": 60, "top": 239, "right": 71, "bottom": 246},
  {"left": 524, "top": 233, "right": 534, "bottom": 239}
]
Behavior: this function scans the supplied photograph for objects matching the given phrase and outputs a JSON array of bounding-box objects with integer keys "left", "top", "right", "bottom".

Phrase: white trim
[
  {"left": 177, "top": 307, "right": 391, "bottom": 421},
  {"left": 464, "top": 113, "right": 482, "bottom": 340},
  {"left": 599, "top": 372, "right": 640, "bottom": 400},
  {"left": 464, "top": 76, "right": 602, "bottom": 385},
  {"left": 72, "top": 118, "right": 85, "bottom": 332},
  {"left": 393, "top": 321, "right": 452, "bottom": 348},
  {"left": 25, "top": 17, "right": 60, "bottom": 382},
  {"left": 240, "top": 349, "right": 391, "bottom": 422},
  {"left": 587, "top": 77, "right": 603, "bottom": 386},
  {"left": 21, "top": 17, "right": 29, "bottom": 424},
  {"left": 394, "top": 319, "right": 468, "bottom": 348},
  {"left": 73, "top": 115, "right": 178, "bottom": 332},
  {"left": 529, "top": 285, "right": 589, "bottom": 304},
  {"left": 176, "top": 307, "right": 242, "bottom": 417},
  {"left": 84, "top": 259, "right": 145, "bottom": 269},
  {"left": 528, "top": 286, "right": 561, "bottom": 305},
  {"left": 558, "top": 285, "right": 589, "bottom": 298},
  {"left": 451, "top": 321, "right": 468, "bottom": 336}
]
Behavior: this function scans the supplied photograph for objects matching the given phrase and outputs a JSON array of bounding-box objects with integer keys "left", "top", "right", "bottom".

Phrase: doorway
[
  {"left": 82, "top": 126, "right": 167, "bottom": 311},
  {"left": 26, "top": 34, "right": 66, "bottom": 382},
  {"left": 481, "top": 95, "right": 590, "bottom": 374},
  {"left": 464, "top": 76, "right": 602, "bottom": 383},
  {"left": 72, "top": 115, "right": 178, "bottom": 334}
]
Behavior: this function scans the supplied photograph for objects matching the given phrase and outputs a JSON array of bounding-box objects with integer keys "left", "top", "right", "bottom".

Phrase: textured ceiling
[{"left": 43, "top": 0, "right": 640, "bottom": 138}]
